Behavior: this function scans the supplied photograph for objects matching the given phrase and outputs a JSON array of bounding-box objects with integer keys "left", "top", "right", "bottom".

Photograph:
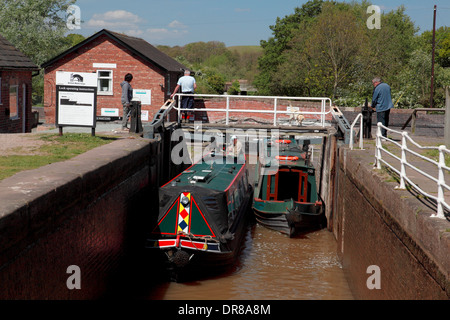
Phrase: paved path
[{"left": 354, "top": 132, "right": 450, "bottom": 220}]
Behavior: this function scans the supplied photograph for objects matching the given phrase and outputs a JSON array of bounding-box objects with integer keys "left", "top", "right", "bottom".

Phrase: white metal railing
[
  {"left": 374, "top": 122, "right": 449, "bottom": 219},
  {"left": 349, "top": 113, "right": 364, "bottom": 150},
  {"left": 173, "top": 93, "right": 332, "bottom": 127}
]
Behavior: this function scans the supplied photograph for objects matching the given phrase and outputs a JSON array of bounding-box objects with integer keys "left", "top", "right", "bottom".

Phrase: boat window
[
  {"left": 266, "top": 169, "right": 309, "bottom": 202},
  {"left": 278, "top": 171, "right": 299, "bottom": 201}
]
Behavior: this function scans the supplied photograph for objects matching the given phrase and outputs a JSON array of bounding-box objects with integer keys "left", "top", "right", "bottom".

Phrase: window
[
  {"left": 9, "top": 85, "right": 18, "bottom": 119},
  {"left": 97, "top": 70, "right": 113, "bottom": 95},
  {"left": 0, "top": 77, "right": 2, "bottom": 104}
]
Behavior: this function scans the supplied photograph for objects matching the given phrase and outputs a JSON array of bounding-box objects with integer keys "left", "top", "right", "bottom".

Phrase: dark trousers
[
  {"left": 377, "top": 109, "right": 391, "bottom": 137},
  {"left": 181, "top": 92, "right": 194, "bottom": 120},
  {"left": 181, "top": 93, "right": 194, "bottom": 110}
]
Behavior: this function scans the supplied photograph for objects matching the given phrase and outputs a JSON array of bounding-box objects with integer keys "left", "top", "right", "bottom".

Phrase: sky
[{"left": 72, "top": 0, "right": 450, "bottom": 47}]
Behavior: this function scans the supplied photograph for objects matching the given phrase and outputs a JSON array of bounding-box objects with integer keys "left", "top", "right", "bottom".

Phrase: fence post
[
  {"left": 434, "top": 145, "right": 446, "bottom": 219},
  {"left": 273, "top": 98, "right": 278, "bottom": 126},
  {"left": 177, "top": 96, "right": 181, "bottom": 124},
  {"left": 412, "top": 111, "right": 417, "bottom": 134},
  {"left": 375, "top": 122, "right": 382, "bottom": 169},
  {"left": 397, "top": 131, "right": 407, "bottom": 189},
  {"left": 445, "top": 86, "right": 450, "bottom": 148},
  {"left": 226, "top": 96, "right": 230, "bottom": 125},
  {"left": 359, "top": 114, "right": 364, "bottom": 150}
]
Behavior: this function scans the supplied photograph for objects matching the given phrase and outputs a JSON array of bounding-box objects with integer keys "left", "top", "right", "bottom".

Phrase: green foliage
[
  {"left": 158, "top": 42, "right": 262, "bottom": 94},
  {"left": 227, "top": 81, "right": 241, "bottom": 95},
  {"left": 253, "top": 0, "right": 448, "bottom": 109},
  {"left": 0, "top": 0, "right": 76, "bottom": 66},
  {"left": 205, "top": 73, "right": 226, "bottom": 94},
  {"left": 254, "top": 0, "right": 324, "bottom": 95},
  {"left": 64, "top": 33, "right": 86, "bottom": 47},
  {"left": 0, "top": 0, "right": 77, "bottom": 105}
]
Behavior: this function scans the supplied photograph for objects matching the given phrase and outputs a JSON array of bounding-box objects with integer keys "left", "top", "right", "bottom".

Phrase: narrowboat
[
  {"left": 146, "top": 151, "right": 252, "bottom": 281},
  {"left": 252, "top": 138, "right": 326, "bottom": 237}
]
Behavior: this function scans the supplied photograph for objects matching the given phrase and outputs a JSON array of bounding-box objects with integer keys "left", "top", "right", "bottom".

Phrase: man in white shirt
[
  {"left": 171, "top": 70, "right": 197, "bottom": 122},
  {"left": 226, "top": 135, "right": 243, "bottom": 162}
]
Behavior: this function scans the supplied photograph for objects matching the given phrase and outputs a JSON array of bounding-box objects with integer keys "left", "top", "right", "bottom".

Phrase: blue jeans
[{"left": 377, "top": 109, "right": 391, "bottom": 137}]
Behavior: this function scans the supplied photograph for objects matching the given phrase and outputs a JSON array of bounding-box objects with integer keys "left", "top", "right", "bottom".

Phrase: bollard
[
  {"left": 362, "top": 98, "right": 373, "bottom": 139},
  {"left": 130, "top": 99, "right": 143, "bottom": 133}
]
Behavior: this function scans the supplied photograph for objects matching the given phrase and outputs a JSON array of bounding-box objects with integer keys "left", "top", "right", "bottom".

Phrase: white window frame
[{"left": 97, "top": 70, "right": 113, "bottom": 95}]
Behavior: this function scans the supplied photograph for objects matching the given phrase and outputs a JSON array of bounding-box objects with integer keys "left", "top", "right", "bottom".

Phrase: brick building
[
  {"left": 0, "top": 34, "right": 39, "bottom": 133},
  {"left": 41, "top": 29, "right": 187, "bottom": 125}
]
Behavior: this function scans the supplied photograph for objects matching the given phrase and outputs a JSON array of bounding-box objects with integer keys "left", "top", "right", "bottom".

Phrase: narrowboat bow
[{"left": 146, "top": 152, "right": 252, "bottom": 281}]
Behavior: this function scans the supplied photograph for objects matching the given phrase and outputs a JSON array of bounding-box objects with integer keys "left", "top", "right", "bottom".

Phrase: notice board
[{"left": 56, "top": 71, "right": 98, "bottom": 127}]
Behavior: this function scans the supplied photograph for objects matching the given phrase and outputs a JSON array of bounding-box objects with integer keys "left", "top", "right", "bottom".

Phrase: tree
[
  {"left": 418, "top": 27, "right": 450, "bottom": 68},
  {"left": 254, "top": 0, "right": 324, "bottom": 95},
  {"left": 0, "top": 0, "right": 76, "bottom": 104},
  {"left": 64, "top": 33, "right": 86, "bottom": 47},
  {"left": 305, "top": 3, "right": 367, "bottom": 98},
  {"left": 227, "top": 80, "right": 241, "bottom": 95},
  {"left": 0, "top": 0, "right": 76, "bottom": 65}
]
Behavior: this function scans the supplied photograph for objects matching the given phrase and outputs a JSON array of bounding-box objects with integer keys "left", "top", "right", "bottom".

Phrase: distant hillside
[{"left": 227, "top": 46, "right": 263, "bottom": 55}]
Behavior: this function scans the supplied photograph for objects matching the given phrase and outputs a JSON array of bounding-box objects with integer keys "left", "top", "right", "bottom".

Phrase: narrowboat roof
[
  {"left": 163, "top": 155, "right": 246, "bottom": 192},
  {"left": 265, "top": 139, "right": 313, "bottom": 168}
]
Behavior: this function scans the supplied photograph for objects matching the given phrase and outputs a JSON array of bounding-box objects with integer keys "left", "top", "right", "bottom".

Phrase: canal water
[
  {"left": 138, "top": 223, "right": 353, "bottom": 300},
  {"left": 115, "top": 141, "right": 354, "bottom": 300}
]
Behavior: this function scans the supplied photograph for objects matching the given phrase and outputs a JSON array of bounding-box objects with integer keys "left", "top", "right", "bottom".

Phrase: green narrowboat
[
  {"left": 146, "top": 152, "right": 252, "bottom": 281},
  {"left": 252, "top": 138, "right": 326, "bottom": 237}
]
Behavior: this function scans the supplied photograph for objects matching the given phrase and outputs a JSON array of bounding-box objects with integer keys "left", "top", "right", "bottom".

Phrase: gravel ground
[{"left": 0, "top": 121, "right": 130, "bottom": 156}]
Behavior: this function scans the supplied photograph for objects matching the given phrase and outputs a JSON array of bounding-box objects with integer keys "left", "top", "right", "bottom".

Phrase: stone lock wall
[
  {"left": 0, "top": 138, "right": 161, "bottom": 299},
  {"left": 335, "top": 147, "right": 449, "bottom": 300}
]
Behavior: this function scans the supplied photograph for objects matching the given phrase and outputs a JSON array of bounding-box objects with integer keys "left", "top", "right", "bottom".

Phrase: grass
[
  {"left": 0, "top": 133, "right": 117, "bottom": 181},
  {"left": 422, "top": 148, "right": 450, "bottom": 167}
]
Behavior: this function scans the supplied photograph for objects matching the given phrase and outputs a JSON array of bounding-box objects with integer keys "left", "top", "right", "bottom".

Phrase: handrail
[
  {"left": 349, "top": 113, "right": 364, "bottom": 150},
  {"left": 401, "top": 108, "right": 446, "bottom": 133},
  {"left": 173, "top": 93, "right": 333, "bottom": 127},
  {"left": 374, "top": 122, "right": 448, "bottom": 219}
]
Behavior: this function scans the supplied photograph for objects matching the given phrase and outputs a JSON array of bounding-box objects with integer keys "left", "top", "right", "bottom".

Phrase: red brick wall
[
  {"left": 0, "top": 70, "right": 34, "bottom": 133},
  {"left": 0, "top": 139, "right": 158, "bottom": 299},
  {"left": 336, "top": 148, "right": 449, "bottom": 300},
  {"left": 44, "top": 35, "right": 177, "bottom": 125}
]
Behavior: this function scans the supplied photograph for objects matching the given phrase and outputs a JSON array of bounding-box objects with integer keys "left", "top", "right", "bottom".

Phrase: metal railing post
[
  {"left": 177, "top": 95, "right": 181, "bottom": 124},
  {"left": 435, "top": 145, "right": 446, "bottom": 218},
  {"left": 226, "top": 96, "right": 230, "bottom": 125},
  {"left": 349, "top": 113, "right": 364, "bottom": 150},
  {"left": 273, "top": 98, "right": 278, "bottom": 126},
  {"left": 397, "top": 131, "right": 407, "bottom": 189},
  {"left": 375, "top": 122, "right": 382, "bottom": 169},
  {"left": 321, "top": 99, "right": 325, "bottom": 127}
]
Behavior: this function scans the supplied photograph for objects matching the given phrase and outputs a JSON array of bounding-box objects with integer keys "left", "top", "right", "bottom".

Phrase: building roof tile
[
  {"left": 0, "top": 33, "right": 39, "bottom": 71},
  {"left": 41, "top": 29, "right": 186, "bottom": 73}
]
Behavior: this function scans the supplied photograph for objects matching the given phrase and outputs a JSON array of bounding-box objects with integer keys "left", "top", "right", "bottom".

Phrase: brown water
[{"left": 144, "top": 223, "right": 354, "bottom": 300}]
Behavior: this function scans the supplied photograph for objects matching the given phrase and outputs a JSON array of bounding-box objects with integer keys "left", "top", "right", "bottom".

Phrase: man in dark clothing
[
  {"left": 371, "top": 77, "right": 394, "bottom": 138},
  {"left": 121, "top": 73, "right": 133, "bottom": 129}
]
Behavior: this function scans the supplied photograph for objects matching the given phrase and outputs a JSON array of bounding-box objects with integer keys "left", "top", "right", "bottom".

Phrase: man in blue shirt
[
  {"left": 171, "top": 70, "right": 197, "bottom": 122},
  {"left": 371, "top": 77, "right": 394, "bottom": 138}
]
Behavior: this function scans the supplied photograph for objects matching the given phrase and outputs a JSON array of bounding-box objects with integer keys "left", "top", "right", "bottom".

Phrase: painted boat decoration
[
  {"left": 146, "top": 152, "right": 252, "bottom": 281},
  {"left": 252, "top": 138, "right": 326, "bottom": 237}
]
